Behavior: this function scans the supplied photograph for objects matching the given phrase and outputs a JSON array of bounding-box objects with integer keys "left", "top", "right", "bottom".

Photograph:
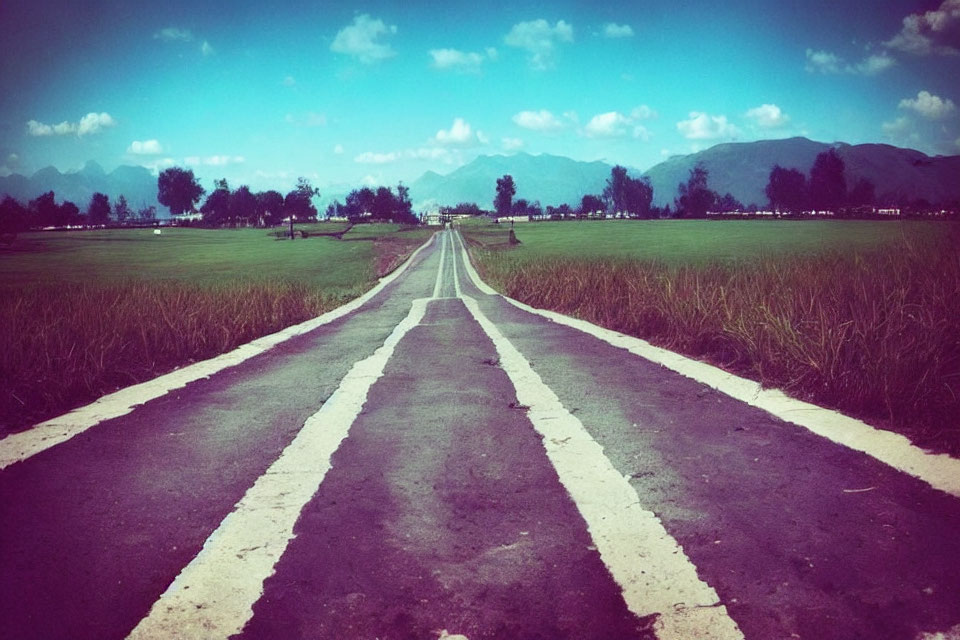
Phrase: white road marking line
[
  {"left": 0, "top": 233, "right": 438, "bottom": 471},
  {"left": 453, "top": 231, "right": 960, "bottom": 499},
  {"left": 432, "top": 230, "right": 447, "bottom": 299},
  {"left": 459, "top": 292, "right": 743, "bottom": 640},
  {"left": 450, "top": 231, "right": 462, "bottom": 298},
  {"left": 127, "top": 297, "right": 431, "bottom": 640}
]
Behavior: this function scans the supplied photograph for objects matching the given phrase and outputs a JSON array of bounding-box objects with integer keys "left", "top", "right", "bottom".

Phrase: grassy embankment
[
  {"left": 462, "top": 219, "right": 960, "bottom": 455},
  {"left": 0, "top": 223, "right": 432, "bottom": 434}
]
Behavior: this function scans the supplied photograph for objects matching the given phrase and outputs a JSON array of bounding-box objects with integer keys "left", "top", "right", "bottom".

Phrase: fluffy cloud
[
  {"left": 745, "top": 103, "right": 791, "bottom": 128},
  {"left": 631, "top": 105, "right": 657, "bottom": 119},
  {"left": 504, "top": 19, "right": 574, "bottom": 70},
  {"left": 603, "top": 23, "right": 633, "bottom": 38},
  {"left": 201, "top": 41, "right": 215, "bottom": 56},
  {"left": 0, "top": 153, "right": 20, "bottom": 177},
  {"left": 282, "top": 76, "right": 296, "bottom": 87},
  {"left": 502, "top": 137, "right": 524, "bottom": 150},
  {"left": 885, "top": 0, "right": 960, "bottom": 55},
  {"left": 154, "top": 27, "right": 193, "bottom": 41},
  {"left": 27, "top": 112, "right": 115, "bottom": 137},
  {"left": 805, "top": 49, "right": 843, "bottom": 73},
  {"left": 333, "top": 144, "right": 345, "bottom": 154},
  {"left": 898, "top": 90, "right": 956, "bottom": 119},
  {"left": 512, "top": 109, "right": 565, "bottom": 131},
  {"left": 354, "top": 147, "right": 453, "bottom": 164},
  {"left": 331, "top": 14, "right": 397, "bottom": 64},
  {"left": 882, "top": 116, "right": 912, "bottom": 136},
  {"left": 805, "top": 49, "right": 895, "bottom": 75},
  {"left": 853, "top": 53, "right": 896, "bottom": 75},
  {"left": 676, "top": 112, "right": 740, "bottom": 140},
  {"left": 583, "top": 111, "right": 632, "bottom": 138},
  {"left": 434, "top": 118, "right": 474, "bottom": 145},
  {"left": 128, "top": 139, "right": 164, "bottom": 155},
  {"left": 184, "top": 155, "right": 245, "bottom": 166},
  {"left": 430, "top": 48, "right": 488, "bottom": 71}
]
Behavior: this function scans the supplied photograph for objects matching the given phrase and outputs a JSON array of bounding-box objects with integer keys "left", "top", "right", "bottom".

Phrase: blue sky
[{"left": 1, "top": 0, "right": 959, "bottom": 195}]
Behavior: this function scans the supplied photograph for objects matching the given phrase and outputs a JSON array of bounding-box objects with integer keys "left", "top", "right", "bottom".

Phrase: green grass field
[
  {"left": 462, "top": 218, "right": 940, "bottom": 263},
  {"left": 462, "top": 219, "right": 960, "bottom": 455},
  {"left": 0, "top": 223, "right": 432, "bottom": 434}
]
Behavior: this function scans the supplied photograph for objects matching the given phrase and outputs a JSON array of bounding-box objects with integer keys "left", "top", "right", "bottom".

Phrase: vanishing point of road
[{"left": 2, "top": 229, "right": 959, "bottom": 640}]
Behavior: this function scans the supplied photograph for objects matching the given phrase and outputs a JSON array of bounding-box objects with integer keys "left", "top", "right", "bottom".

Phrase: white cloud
[
  {"left": 128, "top": 139, "right": 164, "bottom": 155},
  {"left": 631, "top": 105, "right": 657, "bottom": 120},
  {"left": 201, "top": 40, "right": 215, "bottom": 56},
  {"left": 476, "top": 130, "right": 490, "bottom": 144},
  {"left": 285, "top": 112, "right": 328, "bottom": 127},
  {"left": 676, "top": 111, "right": 740, "bottom": 140},
  {"left": 434, "top": 117, "right": 474, "bottom": 145},
  {"left": 355, "top": 147, "right": 454, "bottom": 164},
  {"left": 27, "top": 112, "right": 115, "bottom": 137},
  {"left": 504, "top": 19, "right": 574, "bottom": 70},
  {"left": 633, "top": 125, "right": 652, "bottom": 141},
  {"left": 512, "top": 109, "right": 565, "bottom": 131},
  {"left": 584, "top": 111, "right": 632, "bottom": 138},
  {"left": 155, "top": 27, "right": 193, "bottom": 41},
  {"left": 0, "top": 153, "right": 20, "bottom": 177},
  {"left": 282, "top": 76, "right": 296, "bottom": 87},
  {"left": 502, "top": 137, "right": 524, "bottom": 150},
  {"left": 333, "top": 144, "right": 345, "bottom": 154},
  {"left": 331, "top": 14, "right": 397, "bottom": 64},
  {"left": 485, "top": 47, "right": 499, "bottom": 61},
  {"left": 603, "top": 23, "right": 634, "bottom": 38},
  {"left": 885, "top": 0, "right": 960, "bottom": 55},
  {"left": 805, "top": 49, "right": 843, "bottom": 73},
  {"left": 853, "top": 53, "right": 896, "bottom": 75},
  {"left": 805, "top": 48, "right": 896, "bottom": 75},
  {"left": 745, "top": 103, "right": 791, "bottom": 128},
  {"left": 882, "top": 116, "right": 912, "bottom": 136},
  {"left": 898, "top": 90, "right": 956, "bottom": 119},
  {"left": 185, "top": 155, "right": 245, "bottom": 166},
  {"left": 430, "top": 48, "right": 487, "bottom": 71}
]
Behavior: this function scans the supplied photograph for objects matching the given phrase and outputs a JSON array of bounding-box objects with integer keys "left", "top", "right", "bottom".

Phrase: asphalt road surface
[{"left": 2, "top": 229, "right": 959, "bottom": 640}]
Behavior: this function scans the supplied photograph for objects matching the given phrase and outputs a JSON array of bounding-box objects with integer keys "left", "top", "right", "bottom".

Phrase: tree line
[
  {"left": 0, "top": 191, "right": 156, "bottom": 236},
  {"left": 491, "top": 164, "right": 741, "bottom": 220}
]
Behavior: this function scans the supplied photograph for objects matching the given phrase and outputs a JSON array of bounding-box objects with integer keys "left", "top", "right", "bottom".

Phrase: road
[{"left": 2, "top": 228, "right": 959, "bottom": 640}]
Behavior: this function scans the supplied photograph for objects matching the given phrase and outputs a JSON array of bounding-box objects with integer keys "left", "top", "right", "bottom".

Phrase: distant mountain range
[
  {"left": 0, "top": 161, "right": 167, "bottom": 215},
  {"left": 4, "top": 139, "right": 958, "bottom": 217},
  {"left": 643, "top": 137, "right": 960, "bottom": 207},
  {"left": 409, "top": 139, "right": 960, "bottom": 210},
  {"left": 409, "top": 152, "right": 613, "bottom": 209}
]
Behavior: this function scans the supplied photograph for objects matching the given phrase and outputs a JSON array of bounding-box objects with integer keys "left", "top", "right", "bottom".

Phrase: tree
[
  {"left": 60, "top": 201, "right": 81, "bottom": 226},
  {"left": 809, "top": 148, "right": 846, "bottom": 211},
  {"left": 344, "top": 187, "right": 375, "bottom": 220},
  {"left": 87, "top": 192, "right": 111, "bottom": 225},
  {"left": 624, "top": 176, "right": 654, "bottom": 218},
  {"left": 158, "top": 167, "right": 205, "bottom": 216},
  {"left": 113, "top": 194, "right": 131, "bottom": 223},
  {"left": 30, "top": 192, "right": 59, "bottom": 227},
  {"left": 715, "top": 192, "right": 743, "bottom": 212},
  {"left": 230, "top": 185, "right": 257, "bottom": 226},
  {"left": 394, "top": 182, "right": 416, "bottom": 224},
  {"left": 848, "top": 178, "right": 876, "bottom": 207},
  {"left": 674, "top": 163, "right": 716, "bottom": 218},
  {"left": 284, "top": 177, "right": 319, "bottom": 222},
  {"left": 765, "top": 165, "right": 808, "bottom": 212},
  {"left": 494, "top": 175, "right": 516, "bottom": 216},
  {"left": 201, "top": 179, "right": 231, "bottom": 225},
  {"left": 440, "top": 202, "right": 484, "bottom": 216},
  {"left": 0, "top": 196, "right": 28, "bottom": 235},
  {"left": 137, "top": 204, "right": 157, "bottom": 221},
  {"left": 603, "top": 165, "right": 630, "bottom": 214},
  {"left": 372, "top": 186, "right": 395, "bottom": 221},
  {"left": 580, "top": 194, "right": 604, "bottom": 217},
  {"left": 257, "top": 190, "right": 285, "bottom": 225}
]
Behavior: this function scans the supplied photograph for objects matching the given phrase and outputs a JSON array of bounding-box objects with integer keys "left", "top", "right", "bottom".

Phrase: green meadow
[
  {"left": 462, "top": 219, "right": 960, "bottom": 455},
  {"left": 0, "top": 223, "right": 432, "bottom": 434}
]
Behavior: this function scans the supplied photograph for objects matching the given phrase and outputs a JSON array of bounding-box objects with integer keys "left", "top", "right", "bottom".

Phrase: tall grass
[
  {"left": 0, "top": 280, "right": 354, "bottom": 434},
  {"left": 470, "top": 230, "right": 960, "bottom": 454}
]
